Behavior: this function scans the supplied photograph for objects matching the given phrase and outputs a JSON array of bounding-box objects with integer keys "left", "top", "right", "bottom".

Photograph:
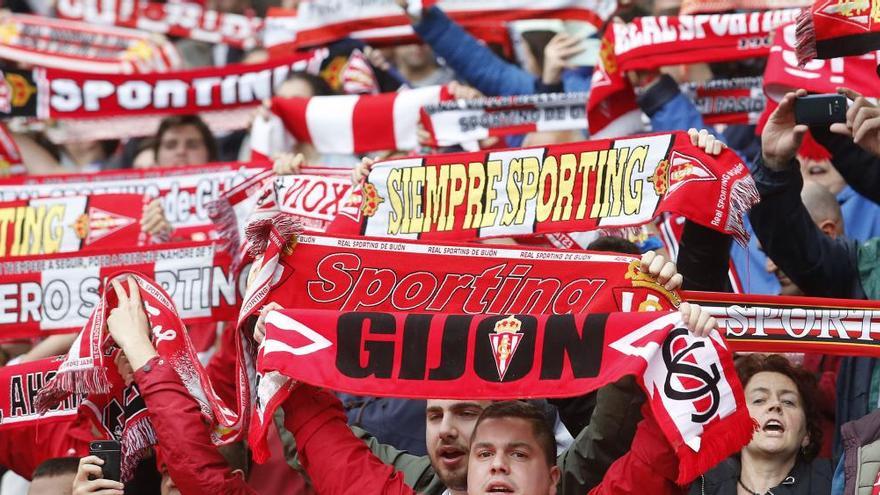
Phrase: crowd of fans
[{"left": 2, "top": 0, "right": 880, "bottom": 494}]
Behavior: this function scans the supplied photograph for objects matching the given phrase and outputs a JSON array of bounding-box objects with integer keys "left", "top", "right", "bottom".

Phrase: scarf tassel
[
  {"left": 245, "top": 213, "right": 303, "bottom": 259},
  {"left": 725, "top": 177, "right": 760, "bottom": 247},
  {"left": 121, "top": 416, "right": 158, "bottom": 482},
  {"left": 794, "top": 9, "right": 817, "bottom": 67},
  {"left": 206, "top": 196, "right": 241, "bottom": 266},
  {"left": 35, "top": 366, "right": 110, "bottom": 414},
  {"left": 675, "top": 406, "right": 754, "bottom": 485}
]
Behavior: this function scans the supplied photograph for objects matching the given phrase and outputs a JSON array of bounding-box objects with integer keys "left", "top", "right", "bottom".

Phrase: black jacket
[{"left": 688, "top": 457, "right": 832, "bottom": 495}]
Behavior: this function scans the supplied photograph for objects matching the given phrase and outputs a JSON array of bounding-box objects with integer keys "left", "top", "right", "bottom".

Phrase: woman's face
[
  {"left": 156, "top": 124, "right": 210, "bottom": 167},
  {"left": 744, "top": 371, "right": 809, "bottom": 459}
]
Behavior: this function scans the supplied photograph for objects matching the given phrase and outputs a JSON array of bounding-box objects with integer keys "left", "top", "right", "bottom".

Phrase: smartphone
[
  {"left": 794, "top": 94, "right": 847, "bottom": 125},
  {"left": 89, "top": 440, "right": 121, "bottom": 482}
]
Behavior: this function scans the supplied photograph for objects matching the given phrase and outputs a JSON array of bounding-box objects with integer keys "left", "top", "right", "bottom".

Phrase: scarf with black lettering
[
  {"left": 682, "top": 77, "right": 766, "bottom": 126},
  {"left": 257, "top": 307, "right": 752, "bottom": 485},
  {"left": 0, "top": 54, "right": 315, "bottom": 120},
  {"left": 419, "top": 93, "right": 588, "bottom": 148},
  {"left": 0, "top": 14, "right": 180, "bottom": 73},
  {"left": 329, "top": 131, "right": 759, "bottom": 245},
  {"left": 0, "top": 241, "right": 240, "bottom": 339},
  {"left": 795, "top": 0, "right": 880, "bottom": 65},
  {"left": 0, "top": 162, "right": 270, "bottom": 242},
  {"left": 56, "top": 0, "right": 263, "bottom": 50},
  {"left": 35, "top": 272, "right": 254, "bottom": 480}
]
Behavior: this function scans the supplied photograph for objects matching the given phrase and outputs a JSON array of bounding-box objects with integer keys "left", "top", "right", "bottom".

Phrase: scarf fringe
[
  {"left": 121, "top": 416, "right": 158, "bottom": 482},
  {"left": 245, "top": 213, "right": 303, "bottom": 259},
  {"left": 35, "top": 366, "right": 109, "bottom": 414},
  {"left": 725, "top": 177, "right": 760, "bottom": 247},
  {"left": 795, "top": 9, "right": 817, "bottom": 66},
  {"left": 675, "top": 406, "right": 754, "bottom": 485},
  {"left": 206, "top": 196, "right": 241, "bottom": 264}
]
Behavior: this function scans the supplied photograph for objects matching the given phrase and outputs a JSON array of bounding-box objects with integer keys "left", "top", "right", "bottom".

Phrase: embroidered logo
[{"left": 489, "top": 315, "right": 524, "bottom": 381}]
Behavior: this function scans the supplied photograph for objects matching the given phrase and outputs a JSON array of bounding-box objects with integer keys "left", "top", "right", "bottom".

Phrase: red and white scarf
[
  {"left": 258, "top": 308, "right": 751, "bottom": 485},
  {"left": 611, "top": 9, "right": 801, "bottom": 72},
  {"left": 0, "top": 193, "right": 148, "bottom": 258},
  {"left": 56, "top": 0, "right": 264, "bottom": 50},
  {"left": 0, "top": 241, "right": 240, "bottom": 339},
  {"left": 0, "top": 14, "right": 180, "bottom": 74},
  {"left": 0, "top": 54, "right": 314, "bottom": 120},
  {"left": 680, "top": 0, "right": 811, "bottom": 14},
  {"left": 287, "top": 0, "right": 617, "bottom": 49},
  {"left": 0, "top": 161, "right": 270, "bottom": 242},
  {"left": 270, "top": 85, "right": 450, "bottom": 154},
  {"left": 795, "top": 0, "right": 880, "bottom": 65},
  {"left": 587, "top": 34, "right": 644, "bottom": 138},
  {"left": 683, "top": 77, "right": 767, "bottom": 126},
  {"left": 36, "top": 272, "right": 253, "bottom": 479},
  {"left": 331, "top": 132, "right": 759, "bottom": 245},
  {"left": 764, "top": 23, "right": 880, "bottom": 101},
  {"left": 0, "top": 356, "right": 80, "bottom": 430},
  {"left": 419, "top": 92, "right": 588, "bottom": 148}
]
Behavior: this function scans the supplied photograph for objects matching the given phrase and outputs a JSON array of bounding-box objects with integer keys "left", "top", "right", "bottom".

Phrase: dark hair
[
  {"left": 32, "top": 457, "right": 80, "bottom": 479},
  {"left": 472, "top": 401, "right": 556, "bottom": 466},
  {"left": 218, "top": 441, "right": 250, "bottom": 477},
  {"left": 153, "top": 114, "right": 219, "bottom": 163},
  {"left": 587, "top": 236, "right": 641, "bottom": 255},
  {"left": 736, "top": 354, "right": 823, "bottom": 461},
  {"left": 284, "top": 71, "right": 336, "bottom": 97}
]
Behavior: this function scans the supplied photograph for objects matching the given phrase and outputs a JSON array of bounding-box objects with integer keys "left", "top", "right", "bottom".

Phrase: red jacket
[
  {"left": 282, "top": 384, "right": 685, "bottom": 495},
  {"left": 135, "top": 356, "right": 256, "bottom": 495}
]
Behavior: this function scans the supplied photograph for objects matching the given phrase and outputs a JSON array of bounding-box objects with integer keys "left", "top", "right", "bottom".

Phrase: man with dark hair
[
  {"left": 152, "top": 114, "right": 219, "bottom": 167},
  {"left": 29, "top": 457, "right": 80, "bottom": 495}
]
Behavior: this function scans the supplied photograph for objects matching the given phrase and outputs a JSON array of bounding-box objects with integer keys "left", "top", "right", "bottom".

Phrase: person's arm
[
  {"left": 409, "top": 5, "right": 540, "bottom": 96},
  {"left": 281, "top": 384, "right": 416, "bottom": 495},
  {"left": 637, "top": 74, "right": 711, "bottom": 135},
  {"left": 106, "top": 277, "right": 255, "bottom": 495}
]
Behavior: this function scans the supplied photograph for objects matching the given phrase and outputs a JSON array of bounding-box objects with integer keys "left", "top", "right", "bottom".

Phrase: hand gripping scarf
[
  {"left": 419, "top": 92, "right": 589, "bottom": 148},
  {"left": 329, "top": 131, "right": 759, "bottom": 245},
  {"left": 35, "top": 272, "right": 254, "bottom": 479},
  {"left": 795, "top": 0, "right": 880, "bottom": 65},
  {"left": 258, "top": 308, "right": 753, "bottom": 485}
]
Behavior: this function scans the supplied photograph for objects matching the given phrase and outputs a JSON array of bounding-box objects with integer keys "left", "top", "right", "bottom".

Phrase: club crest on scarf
[
  {"left": 488, "top": 315, "right": 524, "bottom": 381},
  {"left": 813, "top": 0, "right": 880, "bottom": 30}
]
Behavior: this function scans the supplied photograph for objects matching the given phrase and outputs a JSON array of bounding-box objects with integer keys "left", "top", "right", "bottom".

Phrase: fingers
[
  {"left": 854, "top": 116, "right": 880, "bottom": 149},
  {"left": 648, "top": 252, "right": 665, "bottom": 277},
  {"left": 687, "top": 301, "right": 700, "bottom": 332},
  {"left": 126, "top": 276, "right": 141, "bottom": 307},
  {"left": 639, "top": 250, "right": 656, "bottom": 275},
  {"left": 852, "top": 106, "right": 880, "bottom": 135},
  {"left": 838, "top": 87, "right": 863, "bottom": 100},
  {"left": 255, "top": 302, "right": 283, "bottom": 344},
  {"left": 110, "top": 278, "right": 128, "bottom": 306},
  {"left": 696, "top": 310, "right": 714, "bottom": 338},
  {"left": 848, "top": 97, "right": 874, "bottom": 129},
  {"left": 687, "top": 128, "right": 699, "bottom": 146},
  {"left": 75, "top": 456, "right": 104, "bottom": 482},
  {"left": 829, "top": 122, "right": 852, "bottom": 136}
]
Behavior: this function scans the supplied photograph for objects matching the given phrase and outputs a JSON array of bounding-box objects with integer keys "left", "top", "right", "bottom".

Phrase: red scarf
[
  {"left": 330, "top": 132, "right": 759, "bottom": 245},
  {"left": 0, "top": 194, "right": 148, "bottom": 258},
  {"left": 611, "top": 9, "right": 801, "bottom": 72},
  {"left": 0, "top": 241, "right": 239, "bottom": 339},
  {"left": 0, "top": 162, "right": 270, "bottom": 242},
  {"left": 0, "top": 14, "right": 180, "bottom": 74},
  {"left": 681, "top": 0, "right": 811, "bottom": 14},
  {"left": 0, "top": 54, "right": 315, "bottom": 120},
  {"left": 36, "top": 272, "right": 253, "bottom": 479},
  {"left": 419, "top": 93, "right": 588, "bottom": 148},
  {"left": 288, "top": 0, "right": 616, "bottom": 49},
  {"left": 258, "top": 308, "right": 752, "bottom": 485},
  {"left": 0, "top": 356, "right": 79, "bottom": 430},
  {"left": 587, "top": 33, "right": 643, "bottom": 138},
  {"left": 57, "top": 0, "right": 264, "bottom": 49},
  {"left": 270, "top": 86, "right": 450, "bottom": 154},
  {"left": 683, "top": 77, "right": 767, "bottom": 126},
  {"left": 795, "top": 0, "right": 880, "bottom": 65}
]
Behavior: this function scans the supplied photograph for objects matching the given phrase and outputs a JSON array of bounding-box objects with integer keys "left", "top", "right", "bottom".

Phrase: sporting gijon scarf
[
  {"left": 611, "top": 9, "right": 801, "bottom": 72},
  {"left": 330, "top": 132, "right": 759, "bottom": 245},
  {"left": 286, "top": 0, "right": 617, "bottom": 49},
  {"left": 0, "top": 13, "right": 180, "bottom": 74},
  {"left": 682, "top": 77, "right": 767, "bottom": 126},
  {"left": 0, "top": 54, "right": 315, "bottom": 120},
  {"left": 36, "top": 272, "right": 254, "bottom": 480},
  {"left": 419, "top": 92, "right": 589, "bottom": 148},
  {"left": 0, "top": 193, "right": 148, "bottom": 258},
  {"left": 257, "top": 308, "right": 752, "bottom": 485},
  {"left": 270, "top": 85, "right": 450, "bottom": 154},
  {"left": 587, "top": 33, "right": 644, "bottom": 139},
  {"left": 0, "top": 241, "right": 241, "bottom": 339},
  {"left": 0, "top": 161, "right": 270, "bottom": 242},
  {"left": 0, "top": 356, "right": 79, "bottom": 429},
  {"left": 795, "top": 0, "right": 880, "bottom": 65},
  {"left": 56, "top": 0, "right": 264, "bottom": 50}
]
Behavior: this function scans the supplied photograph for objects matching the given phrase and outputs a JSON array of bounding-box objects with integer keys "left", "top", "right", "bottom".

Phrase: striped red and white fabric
[
  {"left": 270, "top": 85, "right": 450, "bottom": 154},
  {"left": 587, "top": 35, "right": 644, "bottom": 138}
]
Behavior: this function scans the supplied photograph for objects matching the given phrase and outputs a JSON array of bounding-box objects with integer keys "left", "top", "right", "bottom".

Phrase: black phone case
[
  {"left": 794, "top": 95, "right": 847, "bottom": 125},
  {"left": 89, "top": 441, "right": 122, "bottom": 482}
]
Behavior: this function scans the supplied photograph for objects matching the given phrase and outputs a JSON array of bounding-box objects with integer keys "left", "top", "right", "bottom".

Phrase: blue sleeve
[
  {"left": 636, "top": 75, "right": 719, "bottom": 138},
  {"left": 831, "top": 455, "right": 845, "bottom": 495},
  {"left": 413, "top": 6, "right": 538, "bottom": 96}
]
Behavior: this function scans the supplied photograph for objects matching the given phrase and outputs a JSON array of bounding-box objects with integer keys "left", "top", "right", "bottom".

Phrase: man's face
[
  {"left": 467, "top": 417, "right": 559, "bottom": 495},
  {"left": 156, "top": 124, "right": 210, "bottom": 167},
  {"left": 394, "top": 44, "right": 434, "bottom": 71},
  {"left": 28, "top": 474, "right": 75, "bottom": 495},
  {"left": 799, "top": 158, "right": 846, "bottom": 195},
  {"left": 425, "top": 399, "right": 491, "bottom": 491},
  {"left": 764, "top": 257, "right": 802, "bottom": 296}
]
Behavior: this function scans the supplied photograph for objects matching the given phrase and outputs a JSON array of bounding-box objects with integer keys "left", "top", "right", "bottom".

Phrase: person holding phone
[{"left": 72, "top": 456, "right": 124, "bottom": 495}]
